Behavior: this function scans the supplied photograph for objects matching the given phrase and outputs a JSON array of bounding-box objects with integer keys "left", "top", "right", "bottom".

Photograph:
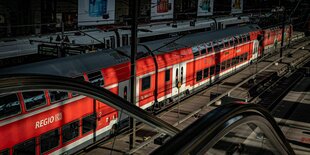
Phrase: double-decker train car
[
  {"left": 0, "top": 24, "right": 292, "bottom": 155},
  {"left": 262, "top": 25, "right": 292, "bottom": 54}
]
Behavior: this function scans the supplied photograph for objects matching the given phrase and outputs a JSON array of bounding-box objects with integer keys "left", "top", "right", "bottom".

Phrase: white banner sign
[
  {"left": 197, "top": 0, "right": 214, "bottom": 16},
  {"left": 151, "top": 0, "right": 174, "bottom": 20},
  {"left": 231, "top": 0, "right": 243, "bottom": 14},
  {"left": 78, "top": 0, "right": 115, "bottom": 26}
]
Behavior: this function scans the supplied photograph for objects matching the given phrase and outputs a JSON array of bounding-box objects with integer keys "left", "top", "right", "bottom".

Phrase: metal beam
[{"left": 129, "top": 0, "right": 139, "bottom": 149}]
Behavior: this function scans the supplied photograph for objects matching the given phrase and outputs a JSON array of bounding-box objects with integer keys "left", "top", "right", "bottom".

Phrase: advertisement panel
[
  {"left": 78, "top": 0, "right": 115, "bottom": 26},
  {"left": 231, "top": 0, "right": 243, "bottom": 14},
  {"left": 151, "top": 0, "right": 174, "bottom": 20},
  {"left": 197, "top": 0, "right": 214, "bottom": 16}
]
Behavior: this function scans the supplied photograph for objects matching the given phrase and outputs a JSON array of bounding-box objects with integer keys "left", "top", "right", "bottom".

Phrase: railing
[{"left": 152, "top": 104, "right": 295, "bottom": 155}]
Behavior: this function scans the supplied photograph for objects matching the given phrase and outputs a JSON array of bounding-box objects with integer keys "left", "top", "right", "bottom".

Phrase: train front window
[
  {"left": 13, "top": 138, "right": 35, "bottom": 155},
  {"left": 62, "top": 120, "right": 80, "bottom": 143},
  {"left": 40, "top": 129, "right": 59, "bottom": 153},
  {"left": 22, "top": 91, "right": 47, "bottom": 111},
  {"left": 49, "top": 91, "right": 69, "bottom": 104},
  {"left": 83, "top": 114, "right": 96, "bottom": 134},
  {"left": 88, "top": 71, "right": 104, "bottom": 87},
  {"left": 0, "top": 93, "right": 21, "bottom": 120}
]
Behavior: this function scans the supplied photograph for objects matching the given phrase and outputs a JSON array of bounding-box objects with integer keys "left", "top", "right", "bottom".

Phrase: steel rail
[{"left": 0, "top": 74, "right": 180, "bottom": 136}]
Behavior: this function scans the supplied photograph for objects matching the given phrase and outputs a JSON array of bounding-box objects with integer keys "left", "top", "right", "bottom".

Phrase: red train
[{"left": 0, "top": 24, "right": 292, "bottom": 155}]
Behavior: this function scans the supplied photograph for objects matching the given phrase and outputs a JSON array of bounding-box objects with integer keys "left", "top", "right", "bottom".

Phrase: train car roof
[
  {"left": 0, "top": 49, "right": 129, "bottom": 78},
  {"left": 142, "top": 24, "right": 261, "bottom": 54},
  {"left": 0, "top": 24, "right": 261, "bottom": 78}
]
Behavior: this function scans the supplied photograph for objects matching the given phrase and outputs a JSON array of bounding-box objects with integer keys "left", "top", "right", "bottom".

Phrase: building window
[
  {"left": 14, "top": 138, "right": 35, "bottom": 155},
  {"left": 165, "top": 69, "right": 170, "bottom": 82},
  {"left": 40, "top": 129, "right": 59, "bottom": 153},
  {"left": 88, "top": 71, "right": 104, "bottom": 87},
  {"left": 82, "top": 115, "right": 96, "bottom": 134},
  {"left": 0, "top": 93, "right": 21, "bottom": 120},
  {"left": 203, "top": 68, "right": 209, "bottom": 78},
  {"left": 142, "top": 76, "right": 151, "bottom": 91},
  {"left": 49, "top": 91, "right": 68, "bottom": 104},
  {"left": 196, "top": 70, "right": 203, "bottom": 82},
  {"left": 62, "top": 121, "right": 80, "bottom": 143},
  {"left": 22, "top": 91, "right": 46, "bottom": 111}
]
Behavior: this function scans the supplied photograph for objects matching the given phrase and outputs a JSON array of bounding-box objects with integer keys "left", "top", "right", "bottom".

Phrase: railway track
[{"left": 78, "top": 38, "right": 310, "bottom": 155}]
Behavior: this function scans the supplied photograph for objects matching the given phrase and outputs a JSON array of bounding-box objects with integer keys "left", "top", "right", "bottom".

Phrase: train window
[
  {"left": 218, "top": 43, "right": 224, "bottom": 49},
  {"left": 229, "top": 39, "right": 234, "bottom": 46},
  {"left": 110, "top": 36, "right": 115, "bottom": 48},
  {"left": 40, "top": 129, "right": 59, "bottom": 153},
  {"left": 181, "top": 67, "right": 184, "bottom": 84},
  {"left": 245, "top": 53, "right": 248, "bottom": 60},
  {"left": 215, "top": 63, "right": 221, "bottom": 74},
  {"left": 88, "top": 71, "right": 104, "bottom": 87},
  {"left": 246, "top": 35, "right": 250, "bottom": 41},
  {"left": 214, "top": 45, "right": 220, "bottom": 52},
  {"left": 123, "top": 86, "right": 128, "bottom": 100},
  {"left": 165, "top": 69, "right": 170, "bottom": 82},
  {"left": 142, "top": 76, "right": 151, "bottom": 91},
  {"left": 49, "top": 91, "right": 68, "bottom": 104},
  {"left": 196, "top": 70, "right": 203, "bottom": 82},
  {"left": 239, "top": 55, "right": 244, "bottom": 62},
  {"left": 82, "top": 114, "right": 96, "bottom": 134},
  {"left": 203, "top": 68, "right": 209, "bottom": 78},
  {"left": 221, "top": 61, "right": 226, "bottom": 71},
  {"left": 192, "top": 46, "right": 200, "bottom": 57},
  {"left": 210, "top": 66, "right": 215, "bottom": 76},
  {"left": 22, "top": 91, "right": 46, "bottom": 111},
  {"left": 13, "top": 138, "right": 35, "bottom": 155},
  {"left": 206, "top": 47, "right": 212, "bottom": 53},
  {"left": 0, "top": 149, "right": 9, "bottom": 155},
  {"left": 200, "top": 48, "right": 206, "bottom": 55},
  {"left": 175, "top": 69, "right": 179, "bottom": 87},
  {"left": 122, "top": 34, "right": 129, "bottom": 46},
  {"left": 0, "top": 93, "right": 21, "bottom": 120},
  {"left": 226, "top": 59, "right": 231, "bottom": 68},
  {"left": 62, "top": 120, "right": 80, "bottom": 144},
  {"left": 224, "top": 41, "right": 229, "bottom": 48}
]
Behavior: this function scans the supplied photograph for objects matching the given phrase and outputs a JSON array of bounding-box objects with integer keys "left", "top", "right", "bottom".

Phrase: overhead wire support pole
[
  {"left": 280, "top": 7, "right": 286, "bottom": 63},
  {"left": 129, "top": 0, "right": 138, "bottom": 150}
]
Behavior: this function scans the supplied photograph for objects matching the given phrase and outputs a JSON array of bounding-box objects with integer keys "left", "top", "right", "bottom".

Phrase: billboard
[
  {"left": 231, "top": 0, "right": 243, "bottom": 14},
  {"left": 197, "top": 0, "right": 214, "bottom": 16},
  {"left": 78, "top": 0, "right": 115, "bottom": 26},
  {"left": 151, "top": 0, "right": 174, "bottom": 20}
]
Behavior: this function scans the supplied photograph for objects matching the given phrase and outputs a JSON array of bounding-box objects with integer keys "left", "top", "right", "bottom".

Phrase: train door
[
  {"left": 118, "top": 80, "right": 130, "bottom": 102},
  {"left": 252, "top": 40, "right": 259, "bottom": 60},
  {"left": 172, "top": 62, "right": 187, "bottom": 96}
]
